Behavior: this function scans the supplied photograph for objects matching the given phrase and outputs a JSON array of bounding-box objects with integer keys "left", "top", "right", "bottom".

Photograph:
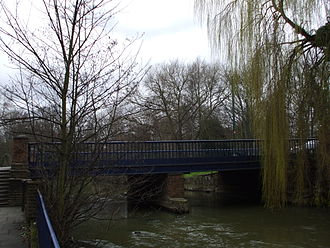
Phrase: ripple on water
[
  {"left": 130, "top": 225, "right": 222, "bottom": 248},
  {"left": 300, "top": 225, "right": 316, "bottom": 231},
  {"left": 131, "top": 230, "right": 174, "bottom": 247},
  {"left": 250, "top": 240, "right": 307, "bottom": 248},
  {"left": 75, "top": 193, "right": 330, "bottom": 248},
  {"left": 79, "top": 239, "right": 124, "bottom": 248}
]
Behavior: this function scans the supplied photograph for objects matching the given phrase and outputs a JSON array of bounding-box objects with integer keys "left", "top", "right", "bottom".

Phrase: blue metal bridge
[{"left": 28, "top": 139, "right": 316, "bottom": 175}]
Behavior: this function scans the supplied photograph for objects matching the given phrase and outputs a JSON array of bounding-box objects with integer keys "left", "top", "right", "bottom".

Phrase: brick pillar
[
  {"left": 12, "top": 135, "right": 29, "bottom": 164},
  {"left": 164, "top": 174, "right": 185, "bottom": 198},
  {"left": 9, "top": 135, "right": 30, "bottom": 206},
  {"left": 158, "top": 174, "right": 189, "bottom": 213}
]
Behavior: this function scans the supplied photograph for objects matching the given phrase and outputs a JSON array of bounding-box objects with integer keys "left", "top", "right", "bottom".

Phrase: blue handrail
[{"left": 36, "top": 190, "right": 61, "bottom": 248}]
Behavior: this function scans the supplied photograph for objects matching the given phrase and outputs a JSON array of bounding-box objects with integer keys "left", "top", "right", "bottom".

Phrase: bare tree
[
  {"left": 221, "top": 67, "right": 258, "bottom": 139},
  {"left": 0, "top": 0, "right": 145, "bottom": 246},
  {"left": 185, "top": 59, "right": 229, "bottom": 139},
  {"left": 132, "top": 60, "right": 229, "bottom": 140}
]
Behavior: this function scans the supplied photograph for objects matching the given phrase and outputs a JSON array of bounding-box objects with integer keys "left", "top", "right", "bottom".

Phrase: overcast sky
[
  {"left": 0, "top": 0, "right": 212, "bottom": 83},
  {"left": 114, "top": 0, "right": 211, "bottom": 64}
]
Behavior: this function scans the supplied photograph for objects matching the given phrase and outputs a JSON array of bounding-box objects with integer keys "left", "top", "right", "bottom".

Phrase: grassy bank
[{"left": 183, "top": 171, "right": 217, "bottom": 178}]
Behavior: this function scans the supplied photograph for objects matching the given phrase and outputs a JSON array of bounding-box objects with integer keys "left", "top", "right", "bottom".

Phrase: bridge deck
[{"left": 28, "top": 139, "right": 316, "bottom": 175}]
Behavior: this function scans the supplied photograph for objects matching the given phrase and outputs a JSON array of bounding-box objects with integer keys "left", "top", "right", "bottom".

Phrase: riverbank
[{"left": 184, "top": 172, "right": 219, "bottom": 192}]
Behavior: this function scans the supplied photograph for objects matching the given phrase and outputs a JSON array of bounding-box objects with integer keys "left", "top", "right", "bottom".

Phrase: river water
[{"left": 75, "top": 192, "right": 330, "bottom": 248}]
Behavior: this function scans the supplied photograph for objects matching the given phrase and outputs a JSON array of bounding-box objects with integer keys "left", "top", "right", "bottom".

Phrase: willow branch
[{"left": 272, "top": 0, "right": 313, "bottom": 41}]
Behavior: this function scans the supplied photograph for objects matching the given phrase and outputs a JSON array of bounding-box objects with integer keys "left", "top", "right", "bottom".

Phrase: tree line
[{"left": 0, "top": 58, "right": 258, "bottom": 146}]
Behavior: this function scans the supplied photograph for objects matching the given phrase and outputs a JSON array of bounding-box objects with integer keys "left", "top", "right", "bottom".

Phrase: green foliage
[{"left": 30, "top": 222, "right": 38, "bottom": 248}]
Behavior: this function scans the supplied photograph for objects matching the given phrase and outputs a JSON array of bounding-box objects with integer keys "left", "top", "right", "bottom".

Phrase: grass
[{"left": 183, "top": 171, "right": 217, "bottom": 178}]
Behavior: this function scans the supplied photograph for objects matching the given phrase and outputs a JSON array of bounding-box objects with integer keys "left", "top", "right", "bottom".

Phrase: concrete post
[{"left": 24, "top": 180, "right": 40, "bottom": 222}]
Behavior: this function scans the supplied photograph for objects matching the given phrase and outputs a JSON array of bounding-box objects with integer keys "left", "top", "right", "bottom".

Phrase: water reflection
[{"left": 75, "top": 191, "right": 330, "bottom": 248}]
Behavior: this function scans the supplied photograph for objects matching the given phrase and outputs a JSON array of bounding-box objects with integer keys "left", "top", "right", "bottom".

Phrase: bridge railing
[
  {"left": 28, "top": 139, "right": 261, "bottom": 167},
  {"left": 289, "top": 138, "right": 318, "bottom": 154},
  {"left": 36, "top": 190, "right": 61, "bottom": 248},
  {"left": 28, "top": 138, "right": 317, "bottom": 171}
]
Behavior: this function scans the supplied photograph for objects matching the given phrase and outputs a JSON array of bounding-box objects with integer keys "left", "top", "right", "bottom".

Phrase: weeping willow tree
[{"left": 195, "top": 0, "right": 330, "bottom": 207}]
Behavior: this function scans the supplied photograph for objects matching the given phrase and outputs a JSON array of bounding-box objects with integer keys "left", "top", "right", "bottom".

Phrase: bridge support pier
[
  {"left": 127, "top": 174, "right": 189, "bottom": 213},
  {"left": 157, "top": 174, "right": 189, "bottom": 213}
]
